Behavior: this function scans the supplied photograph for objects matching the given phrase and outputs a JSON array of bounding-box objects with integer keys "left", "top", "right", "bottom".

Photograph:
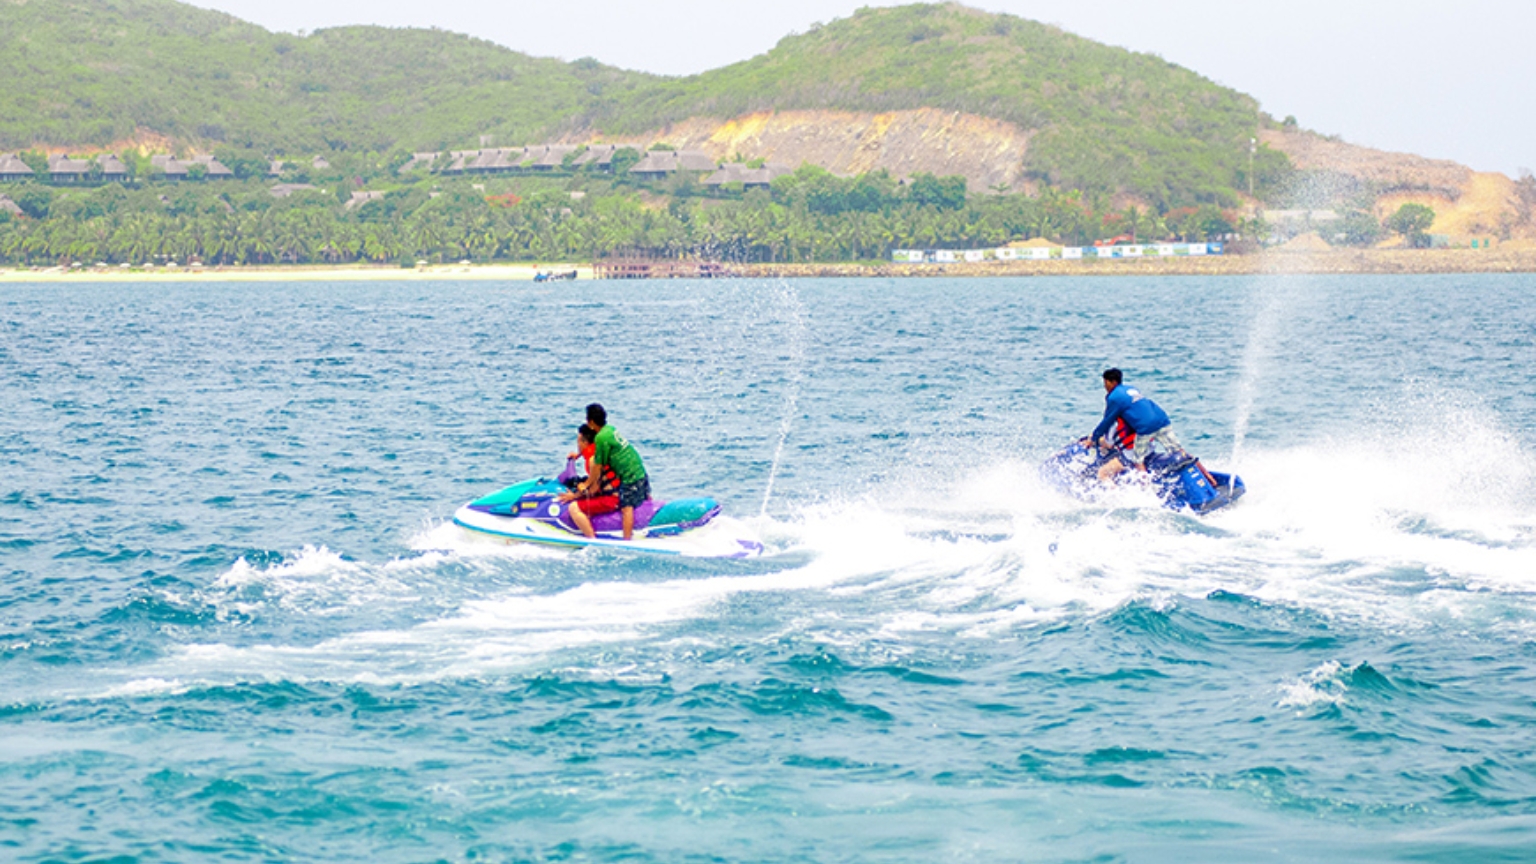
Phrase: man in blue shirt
[{"left": 1089, "top": 368, "right": 1185, "bottom": 481}]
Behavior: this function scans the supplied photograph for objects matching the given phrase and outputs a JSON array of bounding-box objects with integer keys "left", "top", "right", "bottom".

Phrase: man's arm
[
  {"left": 1090, "top": 397, "right": 1123, "bottom": 447},
  {"left": 559, "top": 461, "right": 602, "bottom": 502}
]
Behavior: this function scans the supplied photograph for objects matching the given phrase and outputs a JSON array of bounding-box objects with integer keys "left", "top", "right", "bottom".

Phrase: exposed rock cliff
[{"left": 595, "top": 108, "right": 1031, "bottom": 192}]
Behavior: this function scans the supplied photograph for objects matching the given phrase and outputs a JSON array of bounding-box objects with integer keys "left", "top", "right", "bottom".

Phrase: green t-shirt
[{"left": 592, "top": 424, "right": 647, "bottom": 484}]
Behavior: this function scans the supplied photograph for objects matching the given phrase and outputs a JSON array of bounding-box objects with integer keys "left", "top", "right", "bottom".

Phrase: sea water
[{"left": 1, "top": 275, "right": 1533, "bottom": 862}]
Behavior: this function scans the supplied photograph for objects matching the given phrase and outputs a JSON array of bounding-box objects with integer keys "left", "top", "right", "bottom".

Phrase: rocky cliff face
[{"left": 604, "top": 108, "right": 1032, "bottom": 192}]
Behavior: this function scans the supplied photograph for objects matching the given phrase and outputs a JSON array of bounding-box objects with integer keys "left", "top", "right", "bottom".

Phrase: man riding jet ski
[
  {"left": 453, "top": 404, "right": 763, "bottom": 558},
  {"left": 1039, "top": 369, "right": 1245, "bottom": 514},
  {"left": 1089, "top": 368, "right": 1182, "bottom": 481}
]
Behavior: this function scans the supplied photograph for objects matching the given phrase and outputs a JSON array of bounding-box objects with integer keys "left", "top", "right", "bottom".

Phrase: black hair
[
  {"left": 577, "top": 424, "right": 595, "bottom": 443},
  {"left": 1103, "top": 368, "right": 1123, "bottom": 385},
  {"left": 585, "top": 403, "right": 607, "bottom": 427}
]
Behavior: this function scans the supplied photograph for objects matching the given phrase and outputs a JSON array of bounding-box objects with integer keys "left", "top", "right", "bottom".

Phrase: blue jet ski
[
  {"left": 1039, "top": 440, "right": 1245, "bottom": 515},
  {"left": 453, "top": 459, "right": 764, "bottom": 558}
]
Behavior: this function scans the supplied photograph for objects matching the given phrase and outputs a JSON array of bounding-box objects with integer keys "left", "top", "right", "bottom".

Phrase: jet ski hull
[
  {"left": 453, "top": 473, "right": 764, "bottom": 558},
  {"left": 1040, "top": 440, "right": 1245, "bottom": 514}
]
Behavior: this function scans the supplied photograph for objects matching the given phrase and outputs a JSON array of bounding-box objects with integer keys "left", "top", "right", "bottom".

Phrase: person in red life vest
[{"left": 557, "top": 424, "right": 620, "bottom": 538}]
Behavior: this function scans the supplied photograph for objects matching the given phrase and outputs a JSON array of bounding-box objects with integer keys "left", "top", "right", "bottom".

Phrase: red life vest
[
  {"left": 1113, "top": 417, "right": 1136, "bottom": 451},
  {"left": 580, "top": 443, "right": 620, "bottom": 495}
]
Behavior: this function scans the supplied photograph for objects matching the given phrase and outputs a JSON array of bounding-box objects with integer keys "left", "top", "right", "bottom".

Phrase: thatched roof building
[
  {"left": 96, "top": 154, "right": 128, "bottom": 179},
  {"left": 629, "top": 150, "right": 719, "bottom": 179},
  {"left": 0, "top": 153, "right": 32, "bottom": 180},
  {"left": 703, "top": 162, "right": 793, "bottom": 189},
  {"left": 574, "top": 144, "right": 619, "bottom": 170},
  {"left": 269, "top": 183, "right": 319, "bottom": 198},
  {"left": 345, "top": 190, "right": 386, "bottom": 209},
  {"left": 48, "top": 154, "right": 92, "bottom": 181},
  {"left": 630, "top": 150, "right": 720, "bottom": 178},
  {"left": 532, "top": 145, "right": 578, "bottom": 170},
  {"left": 150, "top": 154, "right": 188, "bottom": 178},
  {"left": 188, "top": 155, "right": 234, "bottom": 177},
  {"left": 399, "top": 152, "right": 438, "bottom": 172}
]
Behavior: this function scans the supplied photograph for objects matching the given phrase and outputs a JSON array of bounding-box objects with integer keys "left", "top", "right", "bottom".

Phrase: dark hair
[
  {"left": 585, "top": 403, "right": 606, "bottom": 427},
  {"left": 577, "top": 424, "right": 595, "bottom": 443},
  {"left": 1103, "top": 368, "right": 1123, "bottom": 385}
]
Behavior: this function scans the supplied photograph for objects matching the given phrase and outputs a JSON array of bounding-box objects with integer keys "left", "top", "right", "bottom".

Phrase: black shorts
[{"left": 618, "top": 475, "right": 651, "bottom": 510}]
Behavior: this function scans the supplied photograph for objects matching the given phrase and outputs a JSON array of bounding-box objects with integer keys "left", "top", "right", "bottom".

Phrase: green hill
[
  {"left": 0, "top": 0, "right": 651, "bottom": 152},
  {"left": 588, "top": 4, "right": 1278, "bottom": 205},
  {"left": 0, "top": 0, "right": 1283, "bottom": 205}
]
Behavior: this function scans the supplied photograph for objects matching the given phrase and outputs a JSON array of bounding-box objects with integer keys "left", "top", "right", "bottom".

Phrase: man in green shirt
[{"left": 584, "top": 402, "right": 649, "bottom": 540}]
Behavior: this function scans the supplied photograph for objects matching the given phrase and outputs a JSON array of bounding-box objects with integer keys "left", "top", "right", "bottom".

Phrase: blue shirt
[{"left": 1091, "top": 383, "right": 1170, "bottom": 444}]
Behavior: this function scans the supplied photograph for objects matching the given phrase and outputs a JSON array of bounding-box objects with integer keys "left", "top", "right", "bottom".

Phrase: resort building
[
  {"left": 399, "top": 152, "right": 439, "bottom": 172},
  {"left": 150, "top": 154, "right": 188, "bottom": 179},
  {"left": 573, "top": 145, "right": 619, "bottom": 171},
  {"left": 0, "top": 153, "right": 33, "bottom": 181},
  {"left": 703, "top": 162, "right": 793, "bottom": 189},
  {"left": 392, "top": 142, "right": 749, "bottom": 178},
  {"left": 96, "top": 153, "right": 128, "bottom": 181},
  {"left": 530, "top": 145, "right": 579, "bottom": 171},
  {"left": 269, "top": 183, "right": 319, "bottom": 198},
  {"left": 345, "top": 190, "right": 386, "bottom": 209},
  {"left": 629, "top": 150, "right": 719, "bottom": 180},
  {"left": 149, "top": 154, "right": 232, "bottom": 179},
  {"left": 47, "top": 154, "right": 92, "bottom": 182}
]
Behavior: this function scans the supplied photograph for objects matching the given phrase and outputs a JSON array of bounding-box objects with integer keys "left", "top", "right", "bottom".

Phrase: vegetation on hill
[
  {"left": 1, "top": 0, "right": 1285, "bottom": 208},
  {"left": 0, "top": 161, "right": 1248, "bottom": 267},
  {"left": 0, "top": 0, "right": 650, "bottom": 153},
  {"left": 588, "top": 4, "right": 1288, "bottom": 207}
]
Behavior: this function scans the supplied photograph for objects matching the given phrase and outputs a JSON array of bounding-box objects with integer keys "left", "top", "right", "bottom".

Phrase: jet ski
[
  {"left": 453, "top": 459, "right": 765, "bottom": 558},
  {"left": 1039, "top": 440, "right": 1245, "bottom": 514}
]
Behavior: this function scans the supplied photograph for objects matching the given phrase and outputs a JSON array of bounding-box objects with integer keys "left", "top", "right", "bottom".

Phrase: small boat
[
  {"left": 1039, "top": 440, "right": 1245, "bottom": 514},
  {"left": 453, "top": 459, "right": 764, "bottom": 558},
  {"left": 533, "top": 270, "right": 578, "bottom": 282}
]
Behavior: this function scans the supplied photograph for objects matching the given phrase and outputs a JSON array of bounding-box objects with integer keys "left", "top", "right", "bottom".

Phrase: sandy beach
[
  {"left": 738, "top": 246, "right": 1536, "bottom": 278},
  {"left": 4, "top": 247, "right": 1535, "bottom": 282},
  {"left": 0, "top": 262, "right": 594, "bottom": 283}
]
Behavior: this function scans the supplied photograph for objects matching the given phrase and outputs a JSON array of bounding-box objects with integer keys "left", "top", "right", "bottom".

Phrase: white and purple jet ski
[
  {"left": 1039, "top": 440, "right": 1245, "bottom": 515},
  {"left": 453, "top": 459, "right": 764, "bottom": 558}
]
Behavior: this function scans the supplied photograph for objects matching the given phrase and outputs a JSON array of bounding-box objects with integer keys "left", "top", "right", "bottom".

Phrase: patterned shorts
[
  {"left": 618, "top": 475, "right": 651, "bottom": 510},
  {"left": 1128, "top": 427, "right": 1183, "bottom": 466}
]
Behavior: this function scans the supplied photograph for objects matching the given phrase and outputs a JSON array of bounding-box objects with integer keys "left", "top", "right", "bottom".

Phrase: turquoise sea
[{"left": 2, "top": 274, "right": 1534, "bottom": 862}]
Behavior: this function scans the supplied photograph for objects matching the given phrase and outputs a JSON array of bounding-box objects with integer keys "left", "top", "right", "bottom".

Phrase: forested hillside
[
  {"left": 1, "top": 0, "right": 1284, "bottom": 206},
  {"left": 0, "top": 0, "right": 650, "bottom": 152},
  {"left": 592, "top": 4, "right": 1284, "bottom": 205}
]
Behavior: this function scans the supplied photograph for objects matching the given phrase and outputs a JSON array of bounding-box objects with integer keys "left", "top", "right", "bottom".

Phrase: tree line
[{"left": 0, "top": 166, "right": 1251, "bottom": 267}]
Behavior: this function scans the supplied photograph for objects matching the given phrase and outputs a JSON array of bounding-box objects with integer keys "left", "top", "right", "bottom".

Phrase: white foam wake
[{"left": 80, "top": 395, "right": 1536, "bottom": 700}]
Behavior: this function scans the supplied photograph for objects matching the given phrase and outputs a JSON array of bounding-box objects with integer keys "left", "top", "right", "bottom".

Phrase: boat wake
[{"left": 53, "top": 410, "right": 1536, "bottom": 704}]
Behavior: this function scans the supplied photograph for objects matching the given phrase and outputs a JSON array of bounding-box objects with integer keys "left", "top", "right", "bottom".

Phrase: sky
[{"left": 187, "top": 0, "right": 1534, "bottom": 177}]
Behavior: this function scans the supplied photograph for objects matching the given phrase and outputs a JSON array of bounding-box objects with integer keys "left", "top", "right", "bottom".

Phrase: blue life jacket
[{"left": 1092, "top": 384, "right": 1170, "bottom": 444}]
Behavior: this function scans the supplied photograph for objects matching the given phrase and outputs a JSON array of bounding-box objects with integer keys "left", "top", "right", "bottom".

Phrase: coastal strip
[
  {"left": 0, "top": 263, "right": 596, "bottom": 283},
  {"left": 738, "top": 247, "right": 1536, "bottom": 278},
  {"left": 4, "top": 248, "right": 1535, "bottom": 283}
]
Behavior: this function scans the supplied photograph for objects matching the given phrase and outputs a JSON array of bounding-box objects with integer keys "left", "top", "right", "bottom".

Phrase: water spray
[
  {"left": 760, "top": 281, "right": 807, "bottom": 517},
  {"left": 1231, "top": 278, "right": 1292, "bottom": 465}
]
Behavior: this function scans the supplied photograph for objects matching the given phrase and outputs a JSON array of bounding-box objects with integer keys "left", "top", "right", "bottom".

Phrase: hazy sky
[{"left": 188, "top": 0, "right": 1533, "bottom": 177}]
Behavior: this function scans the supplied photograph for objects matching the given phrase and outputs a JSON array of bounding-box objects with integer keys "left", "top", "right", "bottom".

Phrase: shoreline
[
  {"left": 0, "top": 263, "right": 595, "bottom": 283},
  {"left": 3, "top": 248, "right": 1535, "bottom": 282},
  {"left": 737, "top": 247, "right": 1536, "bottom": 278}
]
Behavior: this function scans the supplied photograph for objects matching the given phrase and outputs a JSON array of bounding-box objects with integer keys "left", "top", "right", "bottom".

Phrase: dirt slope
[
  {"left": 1262, "top": 127, "right": 1528, "bottom": 239},
  {"left": 590, "top": 108, "right": 1031, "bottom": 192}
]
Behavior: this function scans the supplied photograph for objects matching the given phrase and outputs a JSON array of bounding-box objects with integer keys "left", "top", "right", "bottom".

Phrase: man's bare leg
[
  {"left": 569, "top": 505, "right": 596, "bottom": 539},
  {"left": 621, "top": 506, "right": 634, "bottom": 541},
  {"left": 1097, "top": 456, "right": 1126, "bottom": 482}
]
